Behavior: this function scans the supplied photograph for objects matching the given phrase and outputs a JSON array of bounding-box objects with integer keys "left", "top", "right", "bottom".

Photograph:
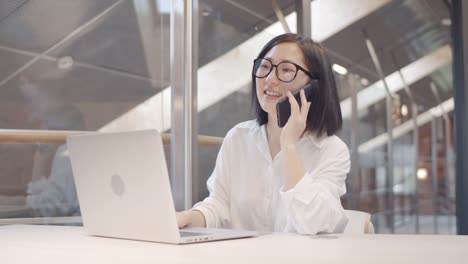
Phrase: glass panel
[
  {"left": 193, "top": 0, "right": 455, "bottom": 235},
  {"left": 0, "top": 0, "right": 170, "bottom": 222},
  {"left": 333, "top": 0, "right": 454, "bottom": 234}
]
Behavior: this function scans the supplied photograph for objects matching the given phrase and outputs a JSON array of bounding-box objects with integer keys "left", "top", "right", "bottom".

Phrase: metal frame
[
  {"left": 431, "top": 117, "right": 439, "bottom": 233},
  {"left": 348, "top": 74, "right": 360, "bottom": 209},
  {"left": 430, "top": 82, "right": 455, "bottom": 231},
  {"left": 171, "top": 0, "right": 198, "bottom": 210},
  {"left": 452, "top": 0, "right": 468, "bottom": 235},
  {"left": 295, "top": 0, "right": 311, "bottom": 37},
  {"left": 272, "top": 0, "right": 291, "bottom": 33},
  {"left": 411, "top": 97, "right": 420, "bottom": 234},
  {"left": 391, "top": 52, "right": 420, "bottom": 233},
  {"left": 363, "top": 30, "right": 395, "bottom": 233}
]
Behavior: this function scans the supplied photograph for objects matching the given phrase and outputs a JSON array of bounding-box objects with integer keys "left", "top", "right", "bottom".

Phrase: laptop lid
[{"left": 67, "top": 130, "right": 181, "bottom": 244}]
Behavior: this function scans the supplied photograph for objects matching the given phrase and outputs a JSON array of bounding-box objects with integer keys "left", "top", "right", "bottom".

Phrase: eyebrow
[{"left": 264, "top": 57, "right": 304, "bottom": 67}]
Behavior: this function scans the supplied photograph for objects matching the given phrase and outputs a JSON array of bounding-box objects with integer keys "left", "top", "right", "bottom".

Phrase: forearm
[{"left": 282, "top": 145, "right": 306, "bottom": 190}]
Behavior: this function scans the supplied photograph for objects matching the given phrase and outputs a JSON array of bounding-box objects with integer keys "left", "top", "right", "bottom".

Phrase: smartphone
[{"left": 276, "top": 81, "right": 316, "bottom": 128}]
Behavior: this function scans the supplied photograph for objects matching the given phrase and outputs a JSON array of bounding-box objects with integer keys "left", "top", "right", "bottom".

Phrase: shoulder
[
  {"left": 321, "top": 135, "right": 348, "bottom": 150},
  {"left": 305, "top": 133, "right": 349, "bottom": 155}
]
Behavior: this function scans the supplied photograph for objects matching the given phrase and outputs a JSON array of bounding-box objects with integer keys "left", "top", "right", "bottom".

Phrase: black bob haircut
[{"left": 251, "top": 33, "right": 343, "bottom": 137}]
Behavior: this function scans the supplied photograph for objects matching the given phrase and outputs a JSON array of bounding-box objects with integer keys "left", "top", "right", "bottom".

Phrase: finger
[
  {"left": 287, "top": 91, "right": 300, "bottom": 115},
  {"left": 302, "top": 102, "right": 312, "bottom": 120},
  {"left": 176, "top": 212, "right": 188, "bottom": 229},
  {"left": 178, "top": 220, "right": 188, "bottom": 229},
  {"left": 298, "top": 89, "right": 310, "bottom": 116},
  {"left": 300, "top": 89, "right": 307, "bottom": 107}
]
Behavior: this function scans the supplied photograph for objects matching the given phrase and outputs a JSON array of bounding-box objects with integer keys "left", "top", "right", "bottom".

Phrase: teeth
[{"left": 265, "top": 90, "right": 282, "bottom": 97}]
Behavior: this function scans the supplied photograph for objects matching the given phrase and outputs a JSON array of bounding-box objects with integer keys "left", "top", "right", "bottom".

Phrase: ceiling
[{"left": 0, "top": 0, "right": 454, "bottom": 137}]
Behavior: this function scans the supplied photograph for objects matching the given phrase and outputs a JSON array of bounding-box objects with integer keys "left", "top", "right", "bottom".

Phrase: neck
[{"left": 266, "top": 113, "right": 282, "bottom": 144}]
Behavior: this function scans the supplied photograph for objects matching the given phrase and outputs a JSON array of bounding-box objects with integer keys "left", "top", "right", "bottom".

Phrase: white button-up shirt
[{"left": 193, "top": 120, "right": 350, "bottom": 235}]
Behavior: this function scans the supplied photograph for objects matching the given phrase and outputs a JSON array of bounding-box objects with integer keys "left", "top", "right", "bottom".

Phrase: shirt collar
[
  {"left": 249, "top": 121, "right": 272, "bottom": 162},
  {"left": 249, "top": 120, "right": 325, "bottom": 151}
]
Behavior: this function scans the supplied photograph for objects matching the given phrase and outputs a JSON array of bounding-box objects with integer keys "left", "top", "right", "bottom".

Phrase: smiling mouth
[{"left": 264, "top": 90, "right": 282, "bottom": 97}]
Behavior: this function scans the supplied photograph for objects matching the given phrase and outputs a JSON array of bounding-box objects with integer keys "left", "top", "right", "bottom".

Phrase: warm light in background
[
  {"left": 417, "top": 168, "right": 428, "bottom": 180},
  {"left": 332, "top": 63, "right": 348, "bottom": 75},
  {"left": 401, "top": 104, "right": 408, "bottom": 117}
]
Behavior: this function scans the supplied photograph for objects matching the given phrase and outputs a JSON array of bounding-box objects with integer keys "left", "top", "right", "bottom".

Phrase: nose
[{"left": 264, "top": 66, "right": 280, "bottom": 85}]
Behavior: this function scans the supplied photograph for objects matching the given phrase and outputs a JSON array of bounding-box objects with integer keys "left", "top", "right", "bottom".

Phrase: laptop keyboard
[{"left": 180, "top": 231, "right": 211, "bottom": 237}]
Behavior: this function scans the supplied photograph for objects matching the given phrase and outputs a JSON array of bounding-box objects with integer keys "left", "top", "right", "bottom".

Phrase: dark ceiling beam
[{"left": 295, "top": 0, "right": 311, "bottom": 37}]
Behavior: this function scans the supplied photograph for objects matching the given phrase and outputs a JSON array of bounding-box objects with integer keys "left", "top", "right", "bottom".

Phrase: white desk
[{"left": 0, "top": 225, "right": 467, "bottom": 264}]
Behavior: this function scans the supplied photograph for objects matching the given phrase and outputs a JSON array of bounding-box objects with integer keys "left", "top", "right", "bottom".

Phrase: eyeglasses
[{"left": 252, "top": 58, "right": 319, "bottom": 83}]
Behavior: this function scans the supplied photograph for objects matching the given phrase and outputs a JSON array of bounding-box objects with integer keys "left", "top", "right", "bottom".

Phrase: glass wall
[
  {"left": 327, "top": 0, "right": 455, "bottom": 234},
  {"left": 0, "top": 0, "right": 171, "bottom": 221},
  {"left": 0, "top": 0, "right": 457, "bottom": 235}
]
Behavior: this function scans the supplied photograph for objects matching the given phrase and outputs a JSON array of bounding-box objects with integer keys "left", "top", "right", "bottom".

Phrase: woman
[{"left": 177, "top": 33, "right": 350, "bottom": 235}]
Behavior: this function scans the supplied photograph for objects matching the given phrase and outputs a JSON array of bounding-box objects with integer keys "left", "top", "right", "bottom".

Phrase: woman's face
[{"left": 255, "top": 42, "right": 310, "bottom": 115}]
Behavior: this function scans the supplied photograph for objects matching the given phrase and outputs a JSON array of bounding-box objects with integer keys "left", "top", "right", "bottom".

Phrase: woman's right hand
[
  {"left": 176, "top": 210, "right": 207, "bottom": 229},
  {"left": 176, "top": 211, "right": 192, "bottom": 229}
]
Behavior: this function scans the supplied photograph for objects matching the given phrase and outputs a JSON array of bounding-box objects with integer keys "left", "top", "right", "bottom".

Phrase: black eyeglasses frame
[{"left": 253, "top": 58, "right": 320, "bottom": 83}]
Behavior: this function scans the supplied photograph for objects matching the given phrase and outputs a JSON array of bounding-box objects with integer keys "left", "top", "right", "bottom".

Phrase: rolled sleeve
[
  {"left": 192, "top": 133, "right": 233, "bottom": 228},
  {"left": 193, "top": 196, "right": 229, "bottom": 228},
  {"left": 279, "top": 142, "right": 350, "bottom": 235}
]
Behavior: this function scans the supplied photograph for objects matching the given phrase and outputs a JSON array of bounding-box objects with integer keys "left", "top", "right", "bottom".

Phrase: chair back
[{"left": 343, "top": 210, "right": 374, "bottom": 234}]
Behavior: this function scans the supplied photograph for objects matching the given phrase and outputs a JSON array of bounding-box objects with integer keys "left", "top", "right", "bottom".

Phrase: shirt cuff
[
  {"left": 279, "top": 172, "right": 314, "bottom": 206},
  {"left": 192, "top": 202, "right": 215, "bottom": 228}
]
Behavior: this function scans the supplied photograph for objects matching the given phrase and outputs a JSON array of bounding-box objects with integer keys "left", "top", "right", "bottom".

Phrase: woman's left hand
[{"left": 280, "top": 89, "right": 311, "bottom": 148}]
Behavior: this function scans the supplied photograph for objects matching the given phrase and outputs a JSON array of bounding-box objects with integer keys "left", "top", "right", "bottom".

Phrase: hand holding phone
[{"left": 276, "top": 82, "right": 315, "bottom": 128}]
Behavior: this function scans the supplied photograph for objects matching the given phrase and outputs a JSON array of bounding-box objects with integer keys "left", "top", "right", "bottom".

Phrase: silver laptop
[{"left": 66, "top": 130, "right": 257, "bottom": 244}]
